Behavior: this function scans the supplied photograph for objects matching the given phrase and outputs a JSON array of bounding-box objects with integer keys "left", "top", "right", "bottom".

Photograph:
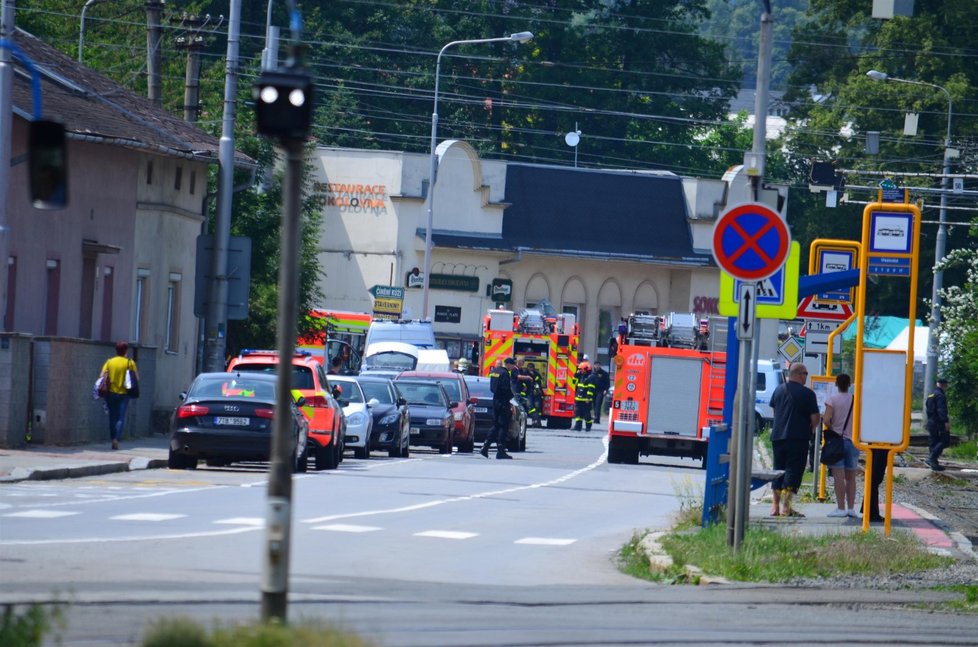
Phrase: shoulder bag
[
  {"left": 124, "top": 360, "right": 140, "bottom": 399},
  {"left": 820, "top": 396, "right": 852, "bottom": 466}
]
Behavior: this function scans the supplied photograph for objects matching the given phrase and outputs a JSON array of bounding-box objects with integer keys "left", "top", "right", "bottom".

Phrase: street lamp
[
  {"left": 421, "top": 31, "right": 533, "bottom": 319},
  {"left": 866, "top": 69, "right": 952, "bottom": 401}
]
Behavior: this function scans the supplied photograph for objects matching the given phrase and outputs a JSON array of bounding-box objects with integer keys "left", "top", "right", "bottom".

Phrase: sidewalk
[{"left": 0, "top": 435, "right": 170, "bottom": 483}]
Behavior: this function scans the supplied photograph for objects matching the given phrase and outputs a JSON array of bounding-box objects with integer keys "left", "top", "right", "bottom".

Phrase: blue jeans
[{"left": 105, "top": 393, "right": 130, "bottom": 442}]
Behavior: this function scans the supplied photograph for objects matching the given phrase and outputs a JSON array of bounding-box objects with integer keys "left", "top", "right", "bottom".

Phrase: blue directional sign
[{"left": 712, "top": 202, "right": 791, "bottom": 281}]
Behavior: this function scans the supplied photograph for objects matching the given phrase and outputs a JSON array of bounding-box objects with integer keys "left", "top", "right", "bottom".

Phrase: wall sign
[{"left": 434, "top": 305, "right": 462, "bottom": 323}]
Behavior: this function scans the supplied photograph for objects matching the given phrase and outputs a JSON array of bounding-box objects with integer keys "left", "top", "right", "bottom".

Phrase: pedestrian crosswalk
[{"left": 0, "top": 507, "right": 578, "bottom": 546}]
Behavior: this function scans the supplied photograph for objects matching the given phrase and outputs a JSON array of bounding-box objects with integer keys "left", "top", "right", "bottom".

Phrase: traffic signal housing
[{"left": 253, "top": 68, "right": 314, "bottom": 140}]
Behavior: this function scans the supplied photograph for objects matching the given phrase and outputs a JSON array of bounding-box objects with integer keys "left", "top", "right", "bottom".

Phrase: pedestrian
[
  {"left": 768, "top": 362, "right": 819, "bottom": 517},
  {"left": 608, "top": 333, "right": 619, "bottom": 358},
  {"left": 822, "top": 373, "right": 860, "bottom": 518},
  {"left": 481, "top": 357, "right": 516, "bottom": 459},
  {"left": 525, "top": 362, "right": 544, "bottom": 426},
  {"left": 591, "top": 364, "right": 610, "bottom": 424},
  {"left": 328, "top": 356, "right": 343, "bottom": 374},
  {"left": 469, "top": 341, "right": 480, "bottom": 367},
  {"left": 862, "top": 448, "right": 888, "bottom": 523},
  {"left": 98, "top": 341, "right": 139, "bottom": 450},
  {"left": 572, "top": 369, "right": 595, "bottom": 431},
  {"left": 925, "top": 377, "right": 951, "bottom": 471}
]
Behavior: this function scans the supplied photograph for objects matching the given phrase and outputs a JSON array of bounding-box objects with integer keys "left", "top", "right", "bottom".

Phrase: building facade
[{"left": 310, "top": 143, "right": 786, "bottom": 364}]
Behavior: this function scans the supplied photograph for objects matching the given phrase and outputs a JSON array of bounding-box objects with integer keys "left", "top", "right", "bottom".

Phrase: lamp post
[
  {"left": 422, "top": 31, "right": 533, "bottom": 319},
  {"left": 866, "top": 70, "right": 952, "bottom": 401}
]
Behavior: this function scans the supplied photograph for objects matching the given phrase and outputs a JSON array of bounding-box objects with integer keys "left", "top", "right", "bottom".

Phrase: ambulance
[
  {"left": 608, "top": 314, "right": 726, "bottom": 466},
  {"left": 478, "top": 308, "right": 579, "bottom": 429},
  {"left": 297, "top": 309, "right": 372, "bottom": 373}
]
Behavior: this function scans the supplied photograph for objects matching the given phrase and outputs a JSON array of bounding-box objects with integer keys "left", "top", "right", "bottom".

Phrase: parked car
[
  {"left": 226, "top": 349, "right": 345, "bottom": 470},
  {"left": 392, "top": 379, "right": 454, "bottom": 454},
  {"left": 355, "top": 374, "right": 410, "bottom": 458},
  {"left": 168, "top": 372, "right": 308, "bottom": 471},
  {"left": 329, "top": 375, "right": 374, "bottom": 459},
  {"left": 464, "top": 375, "right": 528, "bottom": 452},
  {"left": 396, "top": 371, "right": 475, "bottom": 453}
]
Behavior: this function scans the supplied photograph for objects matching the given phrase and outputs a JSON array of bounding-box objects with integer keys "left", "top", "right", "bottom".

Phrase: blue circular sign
[{"left": 712, "top": 202, "right": 791, "bottom": 281}]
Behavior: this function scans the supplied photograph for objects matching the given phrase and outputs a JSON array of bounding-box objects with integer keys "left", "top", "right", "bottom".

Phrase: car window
[
  {"left": 437, "top": 379, "right": 461, "bottom": 401},
  {"left": 233, "top": 363, "right": 315, "bottom": 390},
  {"left": 359, "top": 381, "right": 394, "bottom": 404},
  {"left": 466, "top": 379, "right": 492, "bottom": 398},
  {"left": 396, "top": 383, "right": 446, "bottom": 407},
  {"left": 756, "top": 373, "right": 766, "bottom": 391},
  {"left": 193, "top": 376, "right": 274, "bottom": 400},
  {"left": 335, "top": 380, "right": 364, "bottom": 404}
]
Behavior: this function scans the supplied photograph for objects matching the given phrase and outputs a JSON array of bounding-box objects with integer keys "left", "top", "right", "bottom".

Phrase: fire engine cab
[
  {"left": 608, "top": 313, "right": 726, "bottom": 466},
  {"left": 478, "top": 308, "right": 580, "bottom": 429}
]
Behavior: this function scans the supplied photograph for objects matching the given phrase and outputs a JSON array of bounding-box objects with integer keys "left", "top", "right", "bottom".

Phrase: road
[{"left": 1, "top": 429, "right": 977, "bottom": 646}]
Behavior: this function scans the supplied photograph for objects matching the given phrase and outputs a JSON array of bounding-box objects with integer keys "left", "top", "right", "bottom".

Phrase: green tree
[{"left": 935, "top": 247, "right": 978, "bottom": 438}]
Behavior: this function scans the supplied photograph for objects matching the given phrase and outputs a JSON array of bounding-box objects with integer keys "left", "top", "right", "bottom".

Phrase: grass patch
[
  {"left": 671, "top": 477, "right": 704, "bottom": 529},
  {"left": 937, "top": 585, "right": 978, "bottom": 613},
  {"left": 142, "top": 617, "right": 375, "bottom": 647},
  {"left": 650, "top": 523, "right": 951, "bottom": 583},
  {"left": 946, "top": 436, "right": 977, "bottom": 461},
  {"left": 0, "top": 603, "right": 66, "bottom": 647}
]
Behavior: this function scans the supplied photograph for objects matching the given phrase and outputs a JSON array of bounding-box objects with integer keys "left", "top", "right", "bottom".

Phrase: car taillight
[
  {"left": 255, "top": 408, "right": 275, "bottom": 419},
  {"left": 177, "top": 404, "right": 209, "bottom": 418},
  {"left": 305, "top": 395, "right": 328, "bottom": 407}
]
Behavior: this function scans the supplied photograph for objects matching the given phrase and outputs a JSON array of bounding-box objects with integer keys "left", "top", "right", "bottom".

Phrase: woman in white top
[{"left": 823, "top": 373, "right": 859, "bottom": 518}]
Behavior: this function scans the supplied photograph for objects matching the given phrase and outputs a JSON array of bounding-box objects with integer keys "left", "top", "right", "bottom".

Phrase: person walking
[
  {"left": 481, "top": 357, "right": 516, "bottom": 459},
  {"left": 768, "top": 362, "right": 819, "bottom": 517},
  {"left": 98, "top": 341, "right": 139, "bottom": 450},
  {"left": 591, "top": 364, "right": 610, "bottom": 424},
  {"left": 925, "top": 377, "right": 951, "bottom": 471},
  {"left": 822, "top": 373, "right": 859, "bottom": 518},
  {"left": 525, "top": 362, "right": 544, "bottom": 427}
]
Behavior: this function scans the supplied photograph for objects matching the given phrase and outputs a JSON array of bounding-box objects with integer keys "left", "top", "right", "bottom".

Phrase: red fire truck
[
  {"left": 478, "top": 308, "right": 580, "bottom": 429},
  {"left": 607, "top": 313, "right": 726, "bottom": 466}
]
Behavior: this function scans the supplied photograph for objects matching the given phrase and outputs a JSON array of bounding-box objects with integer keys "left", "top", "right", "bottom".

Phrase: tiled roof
[{"left": 10, "top": 28, "right": 251, "bottom": 166}]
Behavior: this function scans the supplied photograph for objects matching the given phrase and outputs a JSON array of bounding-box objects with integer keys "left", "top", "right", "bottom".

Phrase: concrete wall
[{"left": 0, "top": 335, "right": 157, "bottom": 448}]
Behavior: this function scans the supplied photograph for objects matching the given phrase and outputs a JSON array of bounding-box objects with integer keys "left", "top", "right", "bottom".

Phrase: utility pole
[
  {"left": 0, "top": 0, "right": 15, "bottom": 331},
  {"left": 174, "top": 13, "right": 207, "bottom": 123},
  {"left": 146, "top": 0, "right": 163, "bottom": 106},
  {"left": 204, "top": 0, "right": 240, "bottom": 372}
]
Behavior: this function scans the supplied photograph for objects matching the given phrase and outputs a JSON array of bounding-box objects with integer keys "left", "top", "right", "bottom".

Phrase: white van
[{"left": 754, "top": 359, "right": 785, "bottom": 431}]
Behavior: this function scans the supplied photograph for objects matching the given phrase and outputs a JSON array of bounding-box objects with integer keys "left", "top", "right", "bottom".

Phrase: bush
[
  {"left": 0, "top": 603, "right": 65, "bottom": 647},
  {"left": 141, "top": 617, "right": 375, "bottom": 647}
]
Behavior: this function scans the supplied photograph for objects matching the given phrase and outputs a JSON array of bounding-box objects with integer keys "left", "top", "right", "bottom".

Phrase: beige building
[{"left": 311, "top": 142, "right": 787, "bottom": 364}]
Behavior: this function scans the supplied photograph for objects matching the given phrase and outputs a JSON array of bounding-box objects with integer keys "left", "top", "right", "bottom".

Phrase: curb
[
  {"left": 0, "top": 457, "right": 168, "bottom": 483},
  {"left": 900, "top": 502, "right": 978, "bottom": 562}
]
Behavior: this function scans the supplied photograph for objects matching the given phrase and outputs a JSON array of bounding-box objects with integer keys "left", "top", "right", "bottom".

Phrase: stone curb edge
[{"left": 0, "top": 458, "right": 168, "bottom": 483}]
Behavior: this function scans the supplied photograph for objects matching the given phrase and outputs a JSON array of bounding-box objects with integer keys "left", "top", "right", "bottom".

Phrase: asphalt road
[{"left": 1, "top": 429, "right": 977, "bottom": 646}]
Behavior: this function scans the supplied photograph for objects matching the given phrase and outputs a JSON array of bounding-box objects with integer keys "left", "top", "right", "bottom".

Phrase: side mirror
[
  {"left": 29, "top": 120, "right": 68, "bottom": 210},
  {"left": 295, "top": 396, "right": 307, "bottom": 407},
  {"left": 367, "top": 397, "right": 380, "bottom": 408},
  {"left": 397, "top": 397, "right": 407, "bottom": 407}
]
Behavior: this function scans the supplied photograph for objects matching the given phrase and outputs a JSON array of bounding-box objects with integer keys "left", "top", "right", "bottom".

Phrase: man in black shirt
[
  {"left": 481, "top": 358, "right": 516, "bottom": 459},
  {"left": 925, "top": 377, "right": 951, "bottom": 471},
  {"left": 768, "top": 362, "right": 819, "bottom": 517}
]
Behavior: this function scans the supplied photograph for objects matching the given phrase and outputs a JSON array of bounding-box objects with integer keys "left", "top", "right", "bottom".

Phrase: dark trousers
[
  {"left": 862, "top": 448, "right": 888, "bottom": 520},
  {"left": 927, "top": 423, "right": 950, "bottom": 462},
  {"left": 593, "top": 391, "right": 606, "bottom": 423},
  {"left": 484, "top": 400, "right": 512, "bottom": 452},
  {"left": 105, "top": 393, "right": 130, "bottom": 442},
  {"left": 573, "top": 400, "right": 592, "bottom": 429},
  {"left": 771, "top": 437, "right": 809, "bottom": 492}
]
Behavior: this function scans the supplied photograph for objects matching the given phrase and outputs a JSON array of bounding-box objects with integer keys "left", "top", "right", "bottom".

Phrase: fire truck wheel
[{"left": 607, "top": 437, "right": 625, "bottom": 464}]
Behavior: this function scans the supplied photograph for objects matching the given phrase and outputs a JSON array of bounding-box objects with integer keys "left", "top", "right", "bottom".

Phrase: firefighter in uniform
[
  {"left": 572, "top": 366, "right": 596, "bottom": 431},
  {"left": 526, "top": 363, "right": 544, "bottom": 427},
  {"left": 482, "top": 358, "right": 516, "bottom": 459}
]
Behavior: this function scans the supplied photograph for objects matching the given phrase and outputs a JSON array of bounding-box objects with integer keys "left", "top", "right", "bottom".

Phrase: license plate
[
  {"left": 215, "top": 416, "right": 250, "bottom": 426},
  {"left": 620, "top": 401, "right": 639, "bottom": 411},
  {"left": 474, "top": 407, "right": 487, "bottom": 413},
  {"left": 410, "top": 427, "right": 420, "bottom": 434}
]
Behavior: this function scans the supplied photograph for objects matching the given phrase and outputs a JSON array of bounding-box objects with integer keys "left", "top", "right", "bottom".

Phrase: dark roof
[
  {"left": 420, "top": 164, "right": 711, "bottom": 266},
  {"left": 11, "top": 29, "right": 251, "bottom": 166},
  {"left": 501, "top": 164, "right": 709, "bottom": 265}
]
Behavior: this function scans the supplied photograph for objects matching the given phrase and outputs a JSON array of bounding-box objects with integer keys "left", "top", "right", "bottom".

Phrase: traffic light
[{"left": 253, "top": 67, "right": 314, "bottom": 140}]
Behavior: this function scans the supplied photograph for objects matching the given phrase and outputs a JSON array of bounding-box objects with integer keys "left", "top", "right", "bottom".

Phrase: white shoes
[
  {"left": 827, "top": 508, "right": 848, "bottom": 518},
  {"left": 847, "top": 508, "right": 861, "bottom": 518}
]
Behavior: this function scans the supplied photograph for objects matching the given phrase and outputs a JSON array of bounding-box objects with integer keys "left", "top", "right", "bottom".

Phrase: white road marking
[
  {"left": 3, "top": 509, "right": 80, "bottom": 518},
  {"left": 0, "top": 485, "right": 222, "bottom": 508},
  {"left": 0, "top": 526, "right": 259, "bottom": 546},
  {"left": 514, "top": 537, "right": 576, "bottom": 546},
  {"left": 415, "top": 530, "right": 478, "bottom": 540},
  {"left": 214, "top": 517, "right": 264, "bottom": 526},
  {"left": 312, "top": 524, "right": 382, "bottom": 533},
  {"left": 109, "top": 513, "right": 186, "bottom": 522},
  {"left": 303, "top": 435, "right": 609, "bottom": 524}
]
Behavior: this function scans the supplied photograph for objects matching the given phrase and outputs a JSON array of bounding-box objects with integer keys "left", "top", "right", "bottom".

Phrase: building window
[
  {"left": 146, "top": 161, "right": 153, "bottom": 185},
  {"left": 44, "top": 259, "right": 60, "bottom": 335},
  {"left": 164, "top": 273, "right": 182, "bottom": 352},
  {"left": 175, "top": 167, "right": 183, "bottom": 191},
  {"left": 133, "top": 269, "right": 150, "bottom": 343},
  {"left": 189, "top": 170, "right": 196, "bottom": 195}
]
